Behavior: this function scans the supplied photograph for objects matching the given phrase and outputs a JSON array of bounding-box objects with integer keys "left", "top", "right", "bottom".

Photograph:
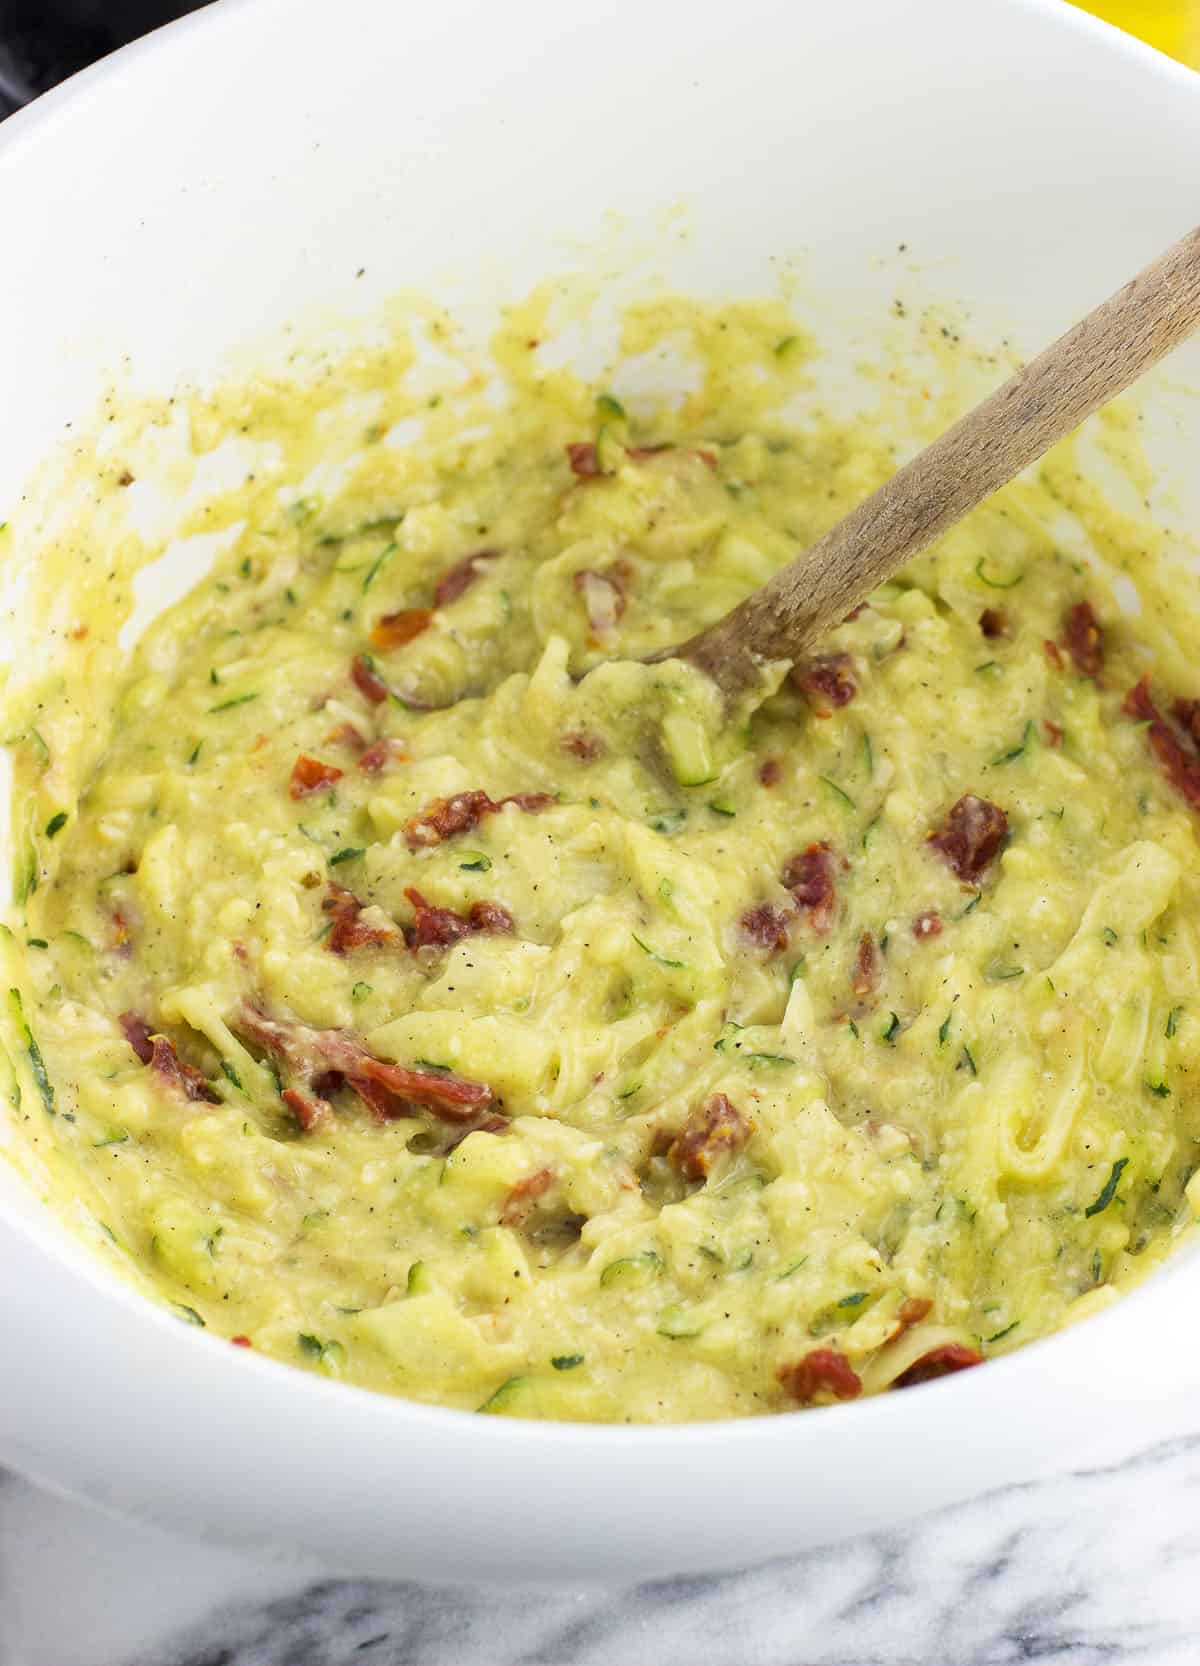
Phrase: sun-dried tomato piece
[
  {"left": 1063, "top": 599, "right": 1104, "bottom": 679},
  {"left": 979, "top": 608, "right": 1008, "bottom": 639},
  {"left": 350, "top": 653, "right": 389, "bottom": 704},
  {"left": 566, "top": 441, "right": 601, "bottom": 479},
  {"left": 121, "top": 1012, "right": 218, "bottom": 1103},
  {"left": 1124, "top": 675, "right": 1158, "bottom": 724},
  {"left": 324, "top": 722, "right": 368, "bottom": 753},
  {"left": 913, "top": 911, "right": 943, "bottom": 940},
  {"left": 403, "top": 887, "right": 474, "bottom": 950},
  {"left": 434, "top": 549, "right": 499, "bottom": 608},
  {"left": 927, "top": 794, "right": 1009, "bottom": 884},
  {"left": 897, "top": 1296, "right": 934, "bottom": 1330},
  {"left": 404, "top": 789, "right": 555, "bottom": 850},
  {"left": 574, "top": 568, "right": 628, "bottom": 634},
  {"left": 1043, "top": 720, "right": 1064, "bottom": 748},
  {"left": 289, "top": 754, "right": 344, "bottom": 799},
  {"left": 234, "top": 1003, "right": 495, "bottom": 1130},
  {"left": 150, "top": 1036, "right": 219, "bottom": 1102},
  {"left": 1174, "top": 698, "right": 1200, "bottom": 749},
  {"left": 338, "top": 1073, "right": 404, "bottom": 1121},
  {"left": 403, "top": 887, "right": 514, "bottom": 949},
  {"left": 1124, "top": 675, "right": 1200, "bottom": 810},
  {"left": 324, "top": 1047, "right": 493, "bottom": 1119},
  {"left": 1043, "top": 639, "right": 1064, "bottom": 671},
  {"left": 506, "top": 790, "right": 557, "bottom": 814},
  {"left": 668, "top": 1093, "right": 750, "bottom": 1182},
  {"left": 791, "top": 652, "right": 857, "bottom": 710},
  {"left": 467, "top": 900, "right": 515, "bottom": 935},
  {"left": 119, "top": 1011, "right": 154, "bottom": 1064},
  {"left": 500, "top": 1167, "right": 556, "bottom": 1227},
  {"left": 739, "top": 902, "right": 792, "bottom": 955},
  {"left": 782, "top": 841, "right": 841, "bottom": 935},
  {"left": 281, "top": 1085, "right": 333, "bottom": 1132},
  {"left": 852, "top": 931, "right": 881, "bottom": 998},
  {"left": 357, "top": 738, "right": 408, "bottom": 775},
  {"left": 893, "top": 1342, "right": 983, "bottom": 1389},
  {"left": 405, "top": 790, "right": 495, "bottom": 848},
  {"left": 758, "top": 758, "right": 782, "bottom": 788},
  {"left": 230, "top": 1335, "right": 253, "bottom": 1348},
  {"left": 323, "top": 883, "right": 401, "bottom": 955},
  {"left": 778, "top": 1347, "right": 862, "bottom": 1406},
  {"left": 370, "top": 608, "right": 434, "bottom": 651}
]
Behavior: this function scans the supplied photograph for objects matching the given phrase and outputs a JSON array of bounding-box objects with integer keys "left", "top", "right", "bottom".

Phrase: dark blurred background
[{"left": 0, "top": 1, "right": 206, "bottom": 117}]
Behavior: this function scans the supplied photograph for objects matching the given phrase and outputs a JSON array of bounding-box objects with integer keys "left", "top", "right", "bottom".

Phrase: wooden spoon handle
[{"left": 673, "top": 223, "right": 1200, "bottom": 693}]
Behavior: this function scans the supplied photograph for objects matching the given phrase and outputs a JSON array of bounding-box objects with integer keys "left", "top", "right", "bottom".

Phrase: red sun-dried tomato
[
  {"left": 434, "top": 549, "right": 499, "bottom": 608},
  {"left": 893, "top": 1342, "right": 983, "bottom": 1389},
  {"left": 739, "top": 902, "right": 792, "bottom": 955},
  {"left": 281, "top": 1086, "right": 333, "bottom": 1132},
  {"left": 467, "top": 899, "right": 515, "bottom": 935},
  {"left": 1173, "top": 698, "right": 1200, "bottom": 749},
  {"left": 927, "top": 795, "right": 1008, "bottom": 885},
  {"left": 782, "top": 841, "right": 841, "bottom": 935},
  {"left": 499, "top": 1167, "right": 556, "bottom": 1227},
  {"left": 322, "top": 883, "right": 401, "bottom": 955},
  {"left": 324, "top": 722, "right": 368, "bottom": 753},
  {"left": 1124, "top": 675, "right": 1200, "bottom": 810},
  {"left": 404, "top": 789, "right": 554, "bottom": 850},
  {"left": 357, "top": 738, "right": 408, "bottom": 775},
  {"left": 369, "top": 608, "right": 434, "bottom": 651},
  {"left": 119, "top": 1011, "right": 154, "bottom": 1063},
  {"left": 566, "top": 441, "right": 601, "bottom": 479},
  {"left": 668, "top": 1093, "right": 750, "bottom": 1182},
  {"left": 234, "top": 1003, "right": 496, "bottom": 1131},
  {"left": 120, "top": 1012, "right": 218, "bottom": 1104},
  {"left": 404, "top": 790, "right": 494, "bottom": 848},
  {"left": 289, "top": 754, "right": 344, "bottom": 799},
  {"left": 778, "top": 1348, "right": 862, "bottom": 1406},
  {"left": 404, "top": 887, "right": 513, "bottom": 949},
  {"left": 792, "top": 653, "right": 857, "bottom": 710},
  {"left": 350, "top": 653, "right": 389, "bottom": 704},
  {"left": 1063, "top": 599, "right": 1104, "bottom": 679},
  {"left": 897, "top": 1296, "right": 934, "bottom": 1330}
]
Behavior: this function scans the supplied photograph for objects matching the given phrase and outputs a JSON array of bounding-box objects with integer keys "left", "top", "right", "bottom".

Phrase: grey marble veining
[{"left": 4, "top": 1420, "right": 1200, "bottom": 1666}]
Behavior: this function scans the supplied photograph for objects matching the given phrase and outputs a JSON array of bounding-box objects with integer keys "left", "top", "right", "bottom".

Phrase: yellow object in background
[{"left": 1071, "top": 0, "right": 1200, "bottom": 64}]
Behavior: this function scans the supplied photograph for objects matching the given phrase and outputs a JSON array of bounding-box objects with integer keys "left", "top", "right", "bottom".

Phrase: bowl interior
[{"left": 1, "top": 0, "right": 1200, "bottom": 1582}]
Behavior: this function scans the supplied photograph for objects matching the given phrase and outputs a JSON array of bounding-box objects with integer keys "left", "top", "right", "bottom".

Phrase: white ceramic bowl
[{"left": 2, "top": 0, "right": 1200, "bottom": 1584}]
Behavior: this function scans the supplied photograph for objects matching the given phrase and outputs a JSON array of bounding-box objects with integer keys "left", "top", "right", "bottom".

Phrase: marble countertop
[{"left": 4, "top": 1402, "right": 1200, "bottom": 1666}]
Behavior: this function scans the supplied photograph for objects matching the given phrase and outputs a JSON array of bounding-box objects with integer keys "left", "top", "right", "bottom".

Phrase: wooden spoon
[{"left": 665, "top": 224, "right": 1200, "bottom": 697}]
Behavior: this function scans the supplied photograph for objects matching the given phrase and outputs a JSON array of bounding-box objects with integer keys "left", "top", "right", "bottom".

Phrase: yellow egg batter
[{"left": 3, "top": 291, "right": 1200, "bottom": 1421}]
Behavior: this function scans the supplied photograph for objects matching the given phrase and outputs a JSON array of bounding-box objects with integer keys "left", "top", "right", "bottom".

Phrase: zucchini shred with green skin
[{"left": 4, "top": 289, "right": 1200, "bottom": 1424}]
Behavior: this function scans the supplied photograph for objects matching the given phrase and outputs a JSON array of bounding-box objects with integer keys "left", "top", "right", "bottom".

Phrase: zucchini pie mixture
[{"left": 5, "top": 296, "right": 1200, "bottom": 1420}]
